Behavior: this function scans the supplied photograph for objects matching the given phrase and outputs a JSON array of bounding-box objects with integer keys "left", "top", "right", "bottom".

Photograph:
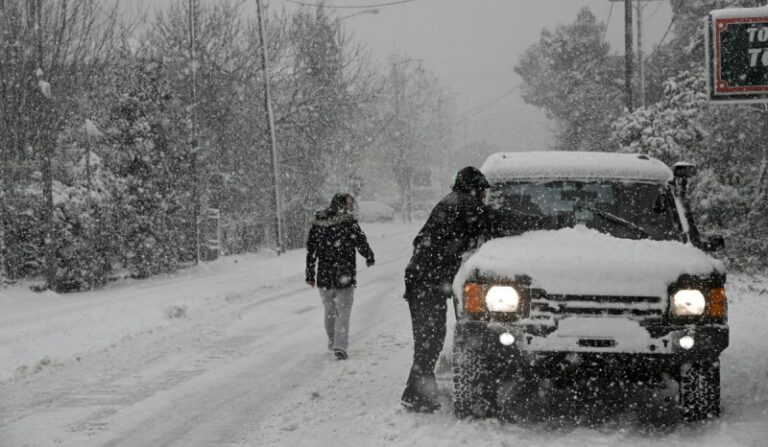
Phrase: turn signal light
[
  {"left": 464, "top": 282, "right": 485, "bottom": 314},
  {"left": 708, "top": 287, "right": 727, "bottom": 319}
]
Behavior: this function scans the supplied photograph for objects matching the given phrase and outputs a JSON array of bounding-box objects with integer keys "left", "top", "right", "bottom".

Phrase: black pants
[{"left": 401, "top": 285, "right": 450, "bottom": 406}]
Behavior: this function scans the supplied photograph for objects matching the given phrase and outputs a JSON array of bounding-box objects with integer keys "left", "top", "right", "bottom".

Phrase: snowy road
[{"left": 1, "top": 223, "right": 767, "bottom": 446}]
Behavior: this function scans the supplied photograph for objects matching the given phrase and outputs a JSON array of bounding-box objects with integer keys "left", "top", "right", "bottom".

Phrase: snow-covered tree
[
  {"left": 273, "top": 5, "right": 382, "bottom": 245},
  {"left": 613, "top": 71, "right": 708, "bottom": 164},
  {"left": 50, "top": 152, "right": 118, "bottom": 291},
  {"left": 0, "top": 0, "right": 458, "bottom": 288},
  {"left": 0, "top": 165, "right": 46, "bottom": 281},
  {"left": 101, "top": 52, "right": 194, "bottom": 278},
  {"left": 614, "top": 70, "right": 768, "bottom": 267},
  {"left": 515, "top": 7, "right": 623, "bottom": 152},
  {"left": 375, "top": 55, "right": 452, "bottom": 221},
  {"left": 0, "top": 0, "right": 128, "bottom": 288},
  {"left": 150, "top": 0, "right": 272, "bottom": 256}
]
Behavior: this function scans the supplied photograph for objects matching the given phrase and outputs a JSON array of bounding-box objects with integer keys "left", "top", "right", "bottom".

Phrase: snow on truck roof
[
  {"left": 480, "top": 151, "right": 673, "bottom": 183},
  {"left": 709, "top": 5, "right": 768, "bottom": 20}
]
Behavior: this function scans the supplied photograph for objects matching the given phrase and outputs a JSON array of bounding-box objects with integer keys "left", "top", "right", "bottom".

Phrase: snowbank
[{"left": 0, "top": 250, "right": 302, "bottom": 382}]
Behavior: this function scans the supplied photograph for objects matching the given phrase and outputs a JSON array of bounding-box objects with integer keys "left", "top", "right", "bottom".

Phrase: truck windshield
[{"left": 488, "top": 180, "right": 682, "bottom": 241}]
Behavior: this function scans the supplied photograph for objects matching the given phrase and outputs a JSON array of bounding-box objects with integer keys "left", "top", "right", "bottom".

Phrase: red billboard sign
[{"left": 707, "top": 7, "right": 768, "bottom": 102}]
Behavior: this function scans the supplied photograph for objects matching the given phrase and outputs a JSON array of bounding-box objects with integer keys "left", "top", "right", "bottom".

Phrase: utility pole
[
  {"left": 624, "top": 0, "right": 634, "bottom": 111},
  {"left": 611, "top": 0, "right": 665, "bottom": 109},
  {"left": 0, "top": 0, "right": 5, "bottom": 283},
  {"left": 609, "top": 0, "right": 635, "bottom": 110},
  {"left": 255, "top": 0, "right": 284, "bottom": 254},
  {"left": 391, "top": 60, "right": 407, "bottom": 223},
  {"left": 31, "top": 0, "right": 56, "bottom": 290},
  {"left": 188, "top": 0, "right": 201, "bottom": 264},
  {"left": 636, "top": 0, "right": 645, "bottom": 108},
  {"left": 390, "top": 58, "right": 422, "bottom": 223},
  {"left": 85, "top": 126, "right": 92, "bottom": 188}
]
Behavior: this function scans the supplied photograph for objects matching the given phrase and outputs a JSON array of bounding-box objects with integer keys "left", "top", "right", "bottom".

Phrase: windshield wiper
[{"left": 577, "top": 205, "right": 652, "bottom": 238}]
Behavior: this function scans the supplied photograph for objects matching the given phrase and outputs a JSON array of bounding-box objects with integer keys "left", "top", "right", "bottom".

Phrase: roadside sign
[
  {"left": 203, "top": 208, "right": 221, "bottom": 261},
  {"left": 707, "top": 6, "right": 768, "bottom": 103}
]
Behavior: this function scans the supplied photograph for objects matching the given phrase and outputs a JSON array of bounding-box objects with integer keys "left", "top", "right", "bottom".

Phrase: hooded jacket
[
  {"left": 306, "top": 194, "right": 375, "bottom": 289},
  {"left": 403, "top": 167, "right": 490, "bottom": 299}
]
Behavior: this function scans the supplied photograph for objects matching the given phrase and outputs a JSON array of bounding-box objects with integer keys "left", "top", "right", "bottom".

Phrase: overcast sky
[
  {"left": 320, "top": 0, "right": 674, "bottom": 152},
  {"left": 136, "top": 0, "right": 675, "bottom": 153}
]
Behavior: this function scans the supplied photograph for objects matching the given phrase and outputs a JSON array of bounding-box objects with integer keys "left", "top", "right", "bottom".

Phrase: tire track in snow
[
  {"left": 84, "top": 227, "right": 416, "bottom": 446},
  {"left": 0, "top": 223, "right": 420, "bottom": 447}
]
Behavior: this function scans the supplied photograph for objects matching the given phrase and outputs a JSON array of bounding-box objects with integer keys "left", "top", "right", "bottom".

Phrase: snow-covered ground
[{"left": 0, "top": 223, "right": 767, "bottom": 446}]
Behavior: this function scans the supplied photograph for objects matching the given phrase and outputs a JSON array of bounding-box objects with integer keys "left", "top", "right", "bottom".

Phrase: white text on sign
[{"left": 747, "top": 27, "right": 768, "bottom": 67}]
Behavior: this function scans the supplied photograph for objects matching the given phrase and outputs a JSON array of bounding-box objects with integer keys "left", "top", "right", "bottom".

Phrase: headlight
[
  {"left": 485, "top": 286, "right": 520, "bottom": 312},
  {"left": 671, "top": 289, "right": 706, "bottom": 316}
]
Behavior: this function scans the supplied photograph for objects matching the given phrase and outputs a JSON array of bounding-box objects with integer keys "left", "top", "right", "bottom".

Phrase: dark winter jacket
[
  {"left": 404, "top": 167, "right": 491, "bottom": 300},
  {"left": 306, "top": 208, "right": 375, "bottom": 289}
]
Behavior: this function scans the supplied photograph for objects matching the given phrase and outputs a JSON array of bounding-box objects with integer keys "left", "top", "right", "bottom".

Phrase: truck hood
[{"left": 454, "top": 226, "right": 725, "bottom": 298}]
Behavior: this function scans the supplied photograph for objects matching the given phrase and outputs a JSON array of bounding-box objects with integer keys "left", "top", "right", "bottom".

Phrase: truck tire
[
  {"left": 452, "top": 338, "right": 499, "bottom": 419},
  {"left": 679, "top": 359, "right": 721, "bottom": 421}
]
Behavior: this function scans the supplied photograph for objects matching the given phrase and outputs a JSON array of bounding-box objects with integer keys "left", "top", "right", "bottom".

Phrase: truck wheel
[
  {"left": 678, "top": 359, "right": 720, "bottom": 421},
  {"left": 452, "top": 339, "right": 499, "bottom": 419}
]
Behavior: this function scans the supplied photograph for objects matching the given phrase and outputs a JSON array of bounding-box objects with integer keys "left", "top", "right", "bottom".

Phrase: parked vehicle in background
[{"left": 452, "top": 151, "right": 728, "bottom": 422}]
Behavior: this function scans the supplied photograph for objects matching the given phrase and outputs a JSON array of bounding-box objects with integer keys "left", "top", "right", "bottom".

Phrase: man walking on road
[
  {"left": 306, "top": 193, "right": 375, "bottom": 360},
  {"left": 401, "top": 167, "right": 491, "bottom": 412}
]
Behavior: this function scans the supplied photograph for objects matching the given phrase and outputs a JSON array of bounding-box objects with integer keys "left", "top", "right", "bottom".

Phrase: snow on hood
[{"left": 454, "top": 226, "right": 725, "bottom": 298}]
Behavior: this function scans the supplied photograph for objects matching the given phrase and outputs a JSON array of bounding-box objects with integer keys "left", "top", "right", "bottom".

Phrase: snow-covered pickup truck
[{"left": 452, "top": 151, "right": 728, "bottom": 422}]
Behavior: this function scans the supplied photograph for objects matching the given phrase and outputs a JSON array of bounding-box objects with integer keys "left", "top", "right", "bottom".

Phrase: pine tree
[
  {"left": 515, "top": 7, "right": 623, "bottom": 152},
  {"left": 102, "top": 52, "right": 192, "bottom": 278}
]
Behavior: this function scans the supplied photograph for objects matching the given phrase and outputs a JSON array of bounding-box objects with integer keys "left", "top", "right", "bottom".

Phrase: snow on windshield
[{"left": 488, "top": 180, "right": 681, "bottom": 241}]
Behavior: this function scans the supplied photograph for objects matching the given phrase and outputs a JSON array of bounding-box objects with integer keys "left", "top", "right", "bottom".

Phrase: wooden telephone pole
[
  {"left": 624, "top": 0, "right": 634, "bottom": 111},
  {"left": 610, "top": 0, "right": 667, "bottom": 111},
  {"left": 30, "top": 0, "right": 57, "bottom": 290},
  {"left": 188, "top": 0, "right": 201, "bottom": 264},
  {"left": 255, "top": 0, "right": 284, "bottom": 254}
]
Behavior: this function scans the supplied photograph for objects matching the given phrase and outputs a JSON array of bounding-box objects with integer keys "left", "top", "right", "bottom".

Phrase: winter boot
[
  {"left": 401, "top": 374, "right": 441, "bottom": 413},
  {"left": 401, "top": 395, "right": 441, "bottom": 413},
  {"left": 333, "top": 349, "right": 348, "bottom": 360}
]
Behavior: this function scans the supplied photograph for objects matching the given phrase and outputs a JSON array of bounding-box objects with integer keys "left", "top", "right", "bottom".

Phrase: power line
[
  {"left": 647, "top": 12, "right": 676, "bottom": 62},
  {"left": 643, "top": 1, "right": 664, "bottom": 22},
  {"left": 284, "top": 0, "right": 415, "bottom": 9},
  {"left": 602, "top": 2, "right": 614, "bottom": 41},
  {"left": 452, "top": 85, "right": 520, "bottom": 125}
]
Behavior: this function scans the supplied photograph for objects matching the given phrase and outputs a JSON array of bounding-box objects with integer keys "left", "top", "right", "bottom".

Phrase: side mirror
[
  {"left": 702, "top": 234, "right": 725, "bottom": 252},
  {"left": 674, "top": 162, "right": 697, "bottom": 179},
  {"left": 653, "top": 195, "right": 668, "bottom": 213}
]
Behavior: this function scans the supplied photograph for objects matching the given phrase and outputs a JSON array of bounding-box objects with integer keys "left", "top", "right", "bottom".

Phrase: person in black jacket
[
  {"left": 401, "top": 166, "right": 491, "bottom": 412},
  {"left": 306, "top": 193, "right": 375, "bottom": 360}
]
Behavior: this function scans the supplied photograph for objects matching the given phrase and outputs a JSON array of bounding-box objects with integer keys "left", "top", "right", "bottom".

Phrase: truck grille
[{"left": 528, "top": 293, "right": 666, "bottom": 326}]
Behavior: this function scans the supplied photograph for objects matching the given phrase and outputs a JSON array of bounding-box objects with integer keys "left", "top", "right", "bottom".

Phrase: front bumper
[{"left": 456, "top": 318, "right": 729, "bottom": 362}]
